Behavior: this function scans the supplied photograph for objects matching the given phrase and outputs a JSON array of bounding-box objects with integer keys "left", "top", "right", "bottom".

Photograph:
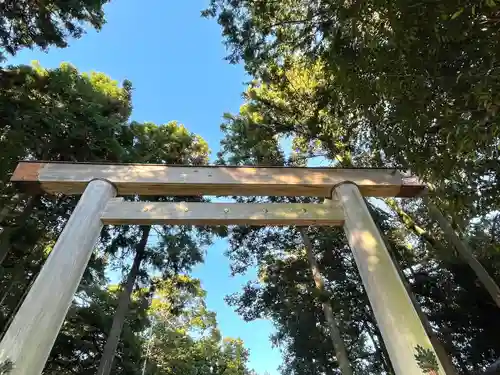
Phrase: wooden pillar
[
  {"left": 334, "top": 182, "right": 444, "bottom": 375},
  {"left": 0, "top": 179, "right": 116, "bottom": 375}
]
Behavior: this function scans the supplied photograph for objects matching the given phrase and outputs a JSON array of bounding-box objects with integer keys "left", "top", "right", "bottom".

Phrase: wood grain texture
[
  {"left": 101, "top": 199, "right": 344, "bottom": 226},
  {"left": 0, "top": 180, "right": 116, "bottom": 375},
  {"left": 11, "top": 162, "right": 425, "bottom": 197},
  {"left": 334, "top": 183, "right": 444, "bottom": 375}
]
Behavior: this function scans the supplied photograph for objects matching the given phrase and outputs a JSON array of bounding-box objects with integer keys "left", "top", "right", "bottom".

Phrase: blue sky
[{"left": 7, "top": 1, "right": 282, "bottom": 374}]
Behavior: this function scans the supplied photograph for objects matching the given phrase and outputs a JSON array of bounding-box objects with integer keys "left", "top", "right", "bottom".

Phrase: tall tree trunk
[
  {"left": 96, "top": 225, "right": 150, "bottom": 375},
  {"left": 423, "top": 196, "right": 500, "bottom": 309},
  {"left": 388, "top": 196, "right": 500, "bottom": 308},
  {"left": 0, "top": 195, "right": 40, "bottom": 265},
  {"left": 299, "top": 228, "right": 354, "bottom": 375}
]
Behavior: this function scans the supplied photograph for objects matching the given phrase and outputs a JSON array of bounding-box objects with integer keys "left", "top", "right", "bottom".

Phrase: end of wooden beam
[
  {"left": 397, "top": 176, "right": 427, "bottom": 198},
  {"left": 11, "top": 162, "right": 45, "bottom": 194}
]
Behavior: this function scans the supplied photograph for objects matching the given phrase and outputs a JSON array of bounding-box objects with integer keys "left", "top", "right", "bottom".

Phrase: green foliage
[
  {"left": 0, "top": 3, "right": 253, "bottom": 373},
  {"left": 120, "top": 121, "right": 209, "bottom": 165},
  {"left": 0, "top": 0, "right": 110, "bottom": 61},
  {"left": 43, "top": 285, "right": 146, "bottom": 375},
  {"left": 142, "top": 276, "right": 253, "bottom": 375},
  {"left": 206, "top": 0, "right": 500, "bottom": 220},
  {"left": 225, "top": 219, "right": 393, "bottom": 375},
  {"left": 0, "top": 60, "right": 249, "bottom": 375},
  {"left": 42, "top": 275, "right": 254, "bottom": 375},
  {"left": 212, "top": 41, "right": 500, "bottom": 373},
  {"left": 0, "top": 61, "right": 133, "bottom": 334},
  {"left": 414, "top": 345, "right": 439, "bottom": 374},
  {"left": 0, "top": 61, "right": 132, "bottom": 179}
]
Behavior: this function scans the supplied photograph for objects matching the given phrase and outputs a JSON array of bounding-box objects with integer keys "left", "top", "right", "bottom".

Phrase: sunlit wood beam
[
  {"left": 101, "top": 199, "right": 344, "bottom": 226},
  {"left": 11, "top": 161, "right": 424, "bottom": 197}
]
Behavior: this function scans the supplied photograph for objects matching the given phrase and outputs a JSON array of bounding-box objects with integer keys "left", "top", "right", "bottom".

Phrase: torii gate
[{"left": 0, "top": 161, "right": 445, "bottom": 375}]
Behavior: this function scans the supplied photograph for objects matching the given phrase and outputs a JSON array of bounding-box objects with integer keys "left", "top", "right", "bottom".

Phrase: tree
[
  {"left": 95, "top": 121, "right": 214, "bottom": 375},
  {"left": 213, "top": 60, "right": 500, "bottom": 373},
  {"left": 145, "top": 275, "right": 254, "bottom": 375},
  {"left": 0, "top": 59, "right": 255, "bottom": 375},
  {"left": 0, "top": 62, "right": 132, "bottom": 260},
  {"left": 216, "top": 117, "right": 393, "bottom": 374},
  {"left": 225, "top": 222, "right": 394, "bottom": 375},
  {"left": 0, "top": 62, "right": 132, "bottom": 337},
  {"left": 43, "top": 274, "right": 256, "bottom": 375},
  {"left": 299, "top": 228, "right": 353, "bottom": 375},
  {"left": 205, "top": 0, "right": 500, "bottom": 220},
  {"left": 0, "top": 59, "right": 248, "bottom": 375},
  {"left": 43, "top": 283, "right": 147, "bottom": 375},
  {"left": 0, "top": 0, "right": 110, "bottom": 61},
  {"left": 214, "top": 52, "right": 500, "bottom": 306}
]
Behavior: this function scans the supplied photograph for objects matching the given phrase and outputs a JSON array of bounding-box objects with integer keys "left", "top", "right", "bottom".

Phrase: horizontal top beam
[
  {"left": 11, "top": 161, "right": 425, "bottom": 197},
  {"left": 101, "top": 200, "right": 344, "bottom": 226}
]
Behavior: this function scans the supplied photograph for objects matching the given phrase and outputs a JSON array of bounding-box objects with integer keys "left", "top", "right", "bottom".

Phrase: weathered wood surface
[
  {"left": 334, "top": 183, "right": 445, "bottom": 375},
  {"left": 11, "top": 161, "right": 425, "bottom": 197},
  {"left": 0, "top": 180, "right": 116, "bottom": 375},
  {"left": 101, "top": 199, "right": 344, "bottom": 226}
]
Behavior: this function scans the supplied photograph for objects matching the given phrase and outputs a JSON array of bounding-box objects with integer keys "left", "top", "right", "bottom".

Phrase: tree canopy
[
  {"left": 205, "top": 4, "right": 500, "bottom": 368},
  {"left": 205, "top": 0, "right": 500, "bottom": 220},
  {"left": 1, "top": 1, "right": 500, "bottom": 375},
  {"left": 0, "top": 0, "right": 110, "bottom": 61},
  {"left": 0, "top": 62, "right": 254, "bottom": 375}
]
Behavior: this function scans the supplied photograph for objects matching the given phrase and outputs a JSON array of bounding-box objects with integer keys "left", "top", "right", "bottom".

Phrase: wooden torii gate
[{"left": 1, "top": 162, "right": 445, "bottom": 375}]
